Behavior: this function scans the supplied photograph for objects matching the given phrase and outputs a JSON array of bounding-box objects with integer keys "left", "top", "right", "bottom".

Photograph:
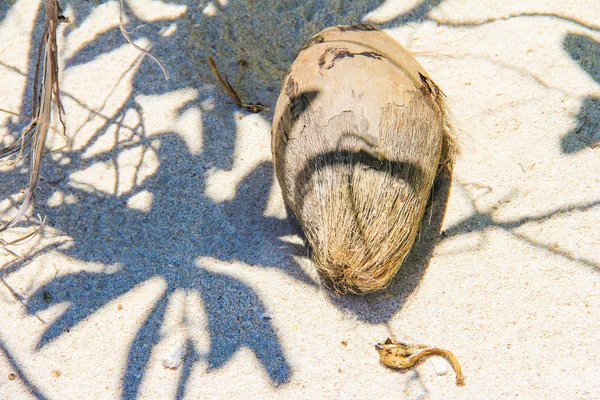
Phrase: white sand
[{"left": 1, "top": 0, "right": 599, "bottom": 398}]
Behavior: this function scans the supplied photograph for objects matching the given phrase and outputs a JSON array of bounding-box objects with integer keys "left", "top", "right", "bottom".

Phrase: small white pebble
[
  {"left": 430, "top": 357, "right": 449, "bottom": 376},
  {"left": 161, "top": 343, "right": 187, "bottom": 370},
  {"left": 202, "top": 2, "right": 218, "bottom": 16}
]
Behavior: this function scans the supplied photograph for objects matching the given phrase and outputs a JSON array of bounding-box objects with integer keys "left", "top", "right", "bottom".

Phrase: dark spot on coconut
[
  {"left": 318, "top": 51, "right": 328, "bottom": 68},
  {"left": 285, "top": 76, "right": 298, "bottom": 98},
  {"left": 419, "top": 72, "right": 445, "bottom": 99},
  {"left": 300, "top": 34, "right": 325, "bottom": 51},
  {"left": 419, "top": 72, "right": 447, "bottom": 115},
  {"left": 320, "top": 47, "right": 384, "bottom": 70},
  {"left": 419, "top": 72, "right": 435, "bottom": 96},
  {"left": 289, "top": 91, "right": 318, "bottom": 120},
  {"left": 276, "top": 118, "right": 290, "bottom": 143},
  {"left": 277, "top": 91, "right": 319, "bottom": 145},
  {"left": 328, "top": 50, "right": 383, "bottom": 69},
  {"left": 337, "top": 24, "right": 379, "bottom": 32}
]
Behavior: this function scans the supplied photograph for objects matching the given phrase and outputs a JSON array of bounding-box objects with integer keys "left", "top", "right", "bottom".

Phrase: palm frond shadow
[
  {"left": 561, "top": 33, "right": 600, "bottom": 153},
  {"left": 18, "top": 132, "right": 302, "bottom": 395},
  {"left": 442, "top": 180, "right": 600, "bottom": 272},
  {"left": 0, "top": 338, "right": 49, "bottom": 400}
]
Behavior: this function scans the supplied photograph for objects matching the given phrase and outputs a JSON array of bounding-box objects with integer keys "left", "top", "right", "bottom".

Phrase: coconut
[{"left": 272, "top": 25, "right": 455, "bottom": 294}]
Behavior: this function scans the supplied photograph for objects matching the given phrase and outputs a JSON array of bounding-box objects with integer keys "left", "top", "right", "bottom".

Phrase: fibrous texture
[{"left": 272, "top": 25, "right": 454, "bottom": 293}]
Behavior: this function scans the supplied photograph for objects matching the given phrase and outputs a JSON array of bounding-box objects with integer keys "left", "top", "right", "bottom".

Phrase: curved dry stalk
[
  {"left": 208, "top": 56, "right": 266, "bottom": 113},
  {"left": 0, "top": 215, "right": 46, "bottom": 250},
  {"left": 409, "top": 347, "right": 465, "bottom": 386},
  {"left": 118, "top": 0, "right": 169, "bottom": 80}
]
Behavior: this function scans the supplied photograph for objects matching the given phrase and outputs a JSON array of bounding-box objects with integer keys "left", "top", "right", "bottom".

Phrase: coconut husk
[{"left": 272, "top": 25, "right": 456, "bottom": 294}]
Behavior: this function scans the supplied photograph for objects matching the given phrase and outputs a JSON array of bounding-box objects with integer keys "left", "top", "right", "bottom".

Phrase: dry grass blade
[
  {"left": 0, "top": 108, "right": 32, "bottom": 120},
  {"left": 118, "top": 0, "right": 169, "bottom": 80},
  {"left": 0, "top": 107, "right": 37, "bottom": 163},
  {"left": 1, "top": 0, "right": 66, "bottom": 255},
  {"left": 0, "top": 121, "right": 36, "bottom": 161},
  {"left": 208, "top": 56, "right": 243, "bottom": 105},
  {"left": 0, "top": 215, "right": 46, "bottom": 254},
  {"left": 208, "top": 56, "right": 266, "bottom": 113}
]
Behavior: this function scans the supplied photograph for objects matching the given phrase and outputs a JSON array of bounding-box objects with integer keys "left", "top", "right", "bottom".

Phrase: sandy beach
[{"left": 1, "top": 1, "right": 599, "bottom": 398}]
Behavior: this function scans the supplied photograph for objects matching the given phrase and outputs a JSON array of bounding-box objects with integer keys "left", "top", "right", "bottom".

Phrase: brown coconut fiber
[{"left": 272, "top": 25, "right": 456, "bottom": 294}]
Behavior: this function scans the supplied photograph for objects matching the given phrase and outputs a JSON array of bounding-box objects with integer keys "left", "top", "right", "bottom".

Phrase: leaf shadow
[
  {"left": 442, "top": 180, "right": 600, "bottom": 272},
  {"left": 0, "top": 337, "right": 49, "bottom": 400},
  {"left": 22, "top": 135, "right": 301, "bottom": 393},
  {"left": 561, "top": 32, "right": 600, "bottom": 153}
]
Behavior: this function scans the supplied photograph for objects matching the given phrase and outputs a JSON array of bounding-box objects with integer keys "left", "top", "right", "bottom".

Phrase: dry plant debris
[
  {"left": 1, "top": 0, "right": 169, "bottom": 256},
  {"left": 375, "top": 338, "right": 465, "bottom": 386},
  {"left": 208, "top": 56, "right": 265, "bottom": 113},
  {"left": 118, "top": 0, "right": 169, "bottom": 80},
  {"left": 0, "top": 0, "right": 67, "bottom": 254}
]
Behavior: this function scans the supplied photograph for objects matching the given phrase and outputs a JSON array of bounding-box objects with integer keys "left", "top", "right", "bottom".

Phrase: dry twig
[
  {"left": 207, "top": 56, "right": 265, "bottom": 113},
  {"left": 118, "top": 0, "right": 169, "bottom": 80}
]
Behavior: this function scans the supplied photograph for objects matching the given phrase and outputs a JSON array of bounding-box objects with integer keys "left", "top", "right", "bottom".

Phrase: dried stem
[
  {"left": 118, "top": 0, "right": 169, "bottom": 80},
  {"left": 208, "top": 56, "right": 243, "bottom": 105},
  {"left": 0, "top": 108, "right": 32, "bottom": 120},
  {"left": 1, "top": 0, "right": 67, "bottom": 253},
  {"left": 208, "top": 56, "right": 266, "bottom": 113},
  {"left": 410, "top": 347, "right": 466, "bottom": 386}
]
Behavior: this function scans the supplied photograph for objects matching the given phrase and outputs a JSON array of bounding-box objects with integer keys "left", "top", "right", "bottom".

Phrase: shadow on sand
[{"left": 5, "top": 1, "right": 599, "bottom": 398}]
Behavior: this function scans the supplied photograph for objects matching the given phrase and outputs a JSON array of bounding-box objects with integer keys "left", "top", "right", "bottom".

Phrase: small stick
[
  {"left": 118, "top": 0, "right": 169, "bottom": 80},
  {"left": 0, "top": 108, "right": 32, "bottom": 120},
  {"left": 207, "top": 56, "right": 266, "bottom": 113},
  {"left": 407, "top": 347, "right": 465, "bottom": 386},
  {"left": 208, "top": 56, "right": 242, "bottom": 105}
]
